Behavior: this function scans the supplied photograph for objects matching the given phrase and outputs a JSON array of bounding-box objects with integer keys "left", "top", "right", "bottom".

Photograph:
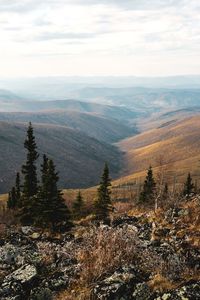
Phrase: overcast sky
[{"left": 0, "top": 0, "right": 200, "bottom": 77}]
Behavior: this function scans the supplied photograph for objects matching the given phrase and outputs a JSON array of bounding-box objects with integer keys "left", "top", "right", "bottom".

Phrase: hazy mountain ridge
[
  {"left": 0, "top": 96, "right": 139, "bottom": 119},
  {"left": 71, "top": 87, "right": 200, "bottom": 112}
]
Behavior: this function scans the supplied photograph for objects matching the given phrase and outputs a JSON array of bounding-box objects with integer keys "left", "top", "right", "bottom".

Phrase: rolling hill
[
  {"left": 137, "top": 107, "right": 200, "bottom": 132},
  {"left": 0, "top": 110, "right": 137, "bottom": 143},
  {"left": 0, "top": 98, "right": 139, "bottom": 121},
  {"left": 71, "top": 87, "right": 200, "bottom": 113},
  {"left": 117, "top": 115, "right": 200, "bottom": 185},
  {"left": 0, "top": 121, "right": 122, "bottom": 194}
]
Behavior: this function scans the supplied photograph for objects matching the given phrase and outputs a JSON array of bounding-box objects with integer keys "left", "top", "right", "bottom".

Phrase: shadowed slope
[
  {"left": 0, "top": 110, "right": 137, "bottom": 143},
  {"left": 0, "top": 121, "right": 122, "bottom": 193}
]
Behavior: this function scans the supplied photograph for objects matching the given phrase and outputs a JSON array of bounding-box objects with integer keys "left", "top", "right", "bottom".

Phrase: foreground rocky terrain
[{"left": 0, "top": 198, "right": 199, "bottom": 299}]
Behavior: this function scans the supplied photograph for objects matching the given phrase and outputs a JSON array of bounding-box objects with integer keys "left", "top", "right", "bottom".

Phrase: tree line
[{"left": 138, "top": 165, "right": 195, "bottom": 209}]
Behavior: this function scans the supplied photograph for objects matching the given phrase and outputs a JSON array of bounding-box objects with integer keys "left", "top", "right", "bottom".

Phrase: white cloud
[{"left": 0, "top": 0, "right": 199, "bottom": 76}]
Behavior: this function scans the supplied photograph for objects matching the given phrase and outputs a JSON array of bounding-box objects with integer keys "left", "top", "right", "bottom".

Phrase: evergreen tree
[
  {"left": 7, "top": 187, "right": 17, "bottom": 209},
  {"left": 72, "top": 191, "right": 84, "bottom": 219},
  {"left": 20, "top": 123, "right": 39, "bottom": 225},
  {"left": 94, "top": 163, "right": 112, "bottom": 223},
  {"left": 41, "top": 154, "right": 49, "bottom": 185},
  {"left": 35, "top": 158, "right": 71, "bottom": 230},
  {"left": 15, "top": 172, "right": 21, "bottom": 208},
  {"left": 139, "top": 166, "right": 156, "bottom": 203},
  {"left": 7, "top": 173, "right": 21, "bottom": 210},
  {"left": 183, "top": 173, "right": 194, "bottom": 197},
  {"left": 22, "top": 122, "right": 39, "bottom": 198}
]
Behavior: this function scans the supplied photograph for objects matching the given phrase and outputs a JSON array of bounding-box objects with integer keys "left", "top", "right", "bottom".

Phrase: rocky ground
[{"left": 0, "top": 198, "right": 200, "bottom": 299}]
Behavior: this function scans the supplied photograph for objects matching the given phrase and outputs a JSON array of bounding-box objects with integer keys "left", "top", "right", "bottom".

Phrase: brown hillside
[{"left": 117, "top": 115, "right": 200, "bottom": 185}]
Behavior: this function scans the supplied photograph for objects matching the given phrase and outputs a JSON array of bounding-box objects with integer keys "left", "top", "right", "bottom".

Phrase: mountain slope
[
  {"left": 137, "top": 107, "right": 200, "bottom": 132},
  {"left": 0, "top": 121, "right": 122, "bottom": 193},
  {"left": 0, "top": 111, "right": 137, "bottom": 143},
  {"left": 117, "top": 115, "right": 200, "bottom": 184}
]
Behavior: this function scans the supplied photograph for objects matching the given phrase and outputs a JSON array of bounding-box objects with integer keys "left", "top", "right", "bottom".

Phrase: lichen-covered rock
[
  {"left": 8, "top": 264, "right": 37, "bottom": 284},
  {"left": 132, "top": 282, "right": 155, "bottom": 300},
  {"left": 21, "top": 226, "right": 35, "bottom": 236},
  {"left": 30, "top": 233, "right": 41, "bottom": 240},
  {"left": 30, "top": 287, "right": 53, "bottom": 300},
  {"left": 155, "top": 281, "right": 200, "bottom": 300},
  {"left": 0, "top": 264, "right": 37, "bottom": 299},
  {"left": 93, "top": 265, "right": 148, "bottom": 300}
]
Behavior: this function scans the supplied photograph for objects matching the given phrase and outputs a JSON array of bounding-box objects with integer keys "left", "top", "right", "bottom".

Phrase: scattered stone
[
  {"left": 30, "top": 233, "right": 41, "bottom": 240},
  {"left": 0, "top": 264, "right": 37, "bottom": 299},
  {"left": 21, "top": 226, "right": 34, "bottom": 236},
  {"left": 93, "top": 265, "right": 148, "bottom": 300},
  {"left": 132, "top": 282, "right": 155, "bottom": 300}
]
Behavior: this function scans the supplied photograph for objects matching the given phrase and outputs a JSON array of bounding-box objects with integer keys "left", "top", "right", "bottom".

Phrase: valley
[
  {"left": 0, "top": 83, "right": 200, "bottom": 194},
  {"left": 0, "top": 121, "right": 123, "bottom": 193}
]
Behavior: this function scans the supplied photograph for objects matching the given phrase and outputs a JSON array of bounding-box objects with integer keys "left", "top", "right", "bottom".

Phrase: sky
[{"left": 0, "top": 0, "right": 200, "bottom": 77}]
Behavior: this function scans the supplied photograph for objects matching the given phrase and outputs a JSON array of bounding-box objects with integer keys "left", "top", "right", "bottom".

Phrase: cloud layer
[{"left": 0, "top": 0, "right": 199, "bottom": 76}]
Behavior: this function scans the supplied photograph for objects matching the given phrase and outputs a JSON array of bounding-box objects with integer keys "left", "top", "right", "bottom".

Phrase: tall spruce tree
[
  {"left": 183, "top": 173, "right": 194, "bottom": 197},
  {"left": 35, "top": 157, "right": 71, "bottom": 230},
  {"left": 20, "top": 123, "right": 39, "bottom": 225},
  {"left": 72, "top": 191, "right": 84, "bottom": 219},
  {"left": 22, "top": 122, "right": 39, "bottom": 198},
  {"left": 7, "top": 173, "right": 21, "bottom": 209},
  {"left": 41, "top": 154, "right": 48, "bottom": 185},
  {"left": 139, "top": 166, "right": 156, "bottom": 203},
  {"left": 15, "top": 172, "right": 21, "bottom": 208},
  {"left": 7, "top": 187, "right": 17, "bottom": 209},
  {"left": 94, "top": 163, "right": 112, "bottom": 223},
  {"left": 33, "top": 154, "right": 49, "bottom": 225}
]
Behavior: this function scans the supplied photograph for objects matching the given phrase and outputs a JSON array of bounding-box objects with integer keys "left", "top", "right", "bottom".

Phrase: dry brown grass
[
  {"left": 148, "top": 273, "right": 178, "bottom": 293},
  {"left": 113, "top": 201, "right": 135, "bottom": 215},
  {"left": 0, "top": 194, "right": 8, "bottom": 209},
  {"left": 0, "top": 207, "right": 16, "bottom": 227},
  {"left": 116, "top": 115, "right": 200, "bottom": 186},
  {"left": 77, "top": 226, "right": 139, "bottom": 285},
  {"left": 58, "top": 225, "right": 154, "bottom": 300},
  {"left": 57, "top": 287, "right": 92, "bottom": 300}
]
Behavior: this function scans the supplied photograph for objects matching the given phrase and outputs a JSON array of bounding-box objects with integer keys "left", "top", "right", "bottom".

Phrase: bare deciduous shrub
[
  {"left": 77, "top": 226, "right": 137, "bottom": 284},
  {"left": 114, "top": 201, "right": 135, "bottom": 215}
]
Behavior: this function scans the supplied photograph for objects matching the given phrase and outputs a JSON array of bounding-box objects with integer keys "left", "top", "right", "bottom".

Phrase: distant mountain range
[
  {"left": 1, "top": 86, "right": 200, "bottom": 115},
  {"left": 70, "top": 87, "right": 200, "bottom": 112}
]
